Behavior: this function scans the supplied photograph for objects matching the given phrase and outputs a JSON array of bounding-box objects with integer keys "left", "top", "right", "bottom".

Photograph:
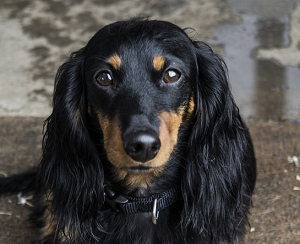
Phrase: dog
[{"left": 0, "top": 18, "right": 256, "bottom": 244}]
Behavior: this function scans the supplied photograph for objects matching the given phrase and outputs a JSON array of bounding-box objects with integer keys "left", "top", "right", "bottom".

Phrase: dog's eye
[
  {"left": 163, "top": 69, "right": 181, "bottom": 83},
  {"left": 96, "top": 72, "right": 113, "bottom": 86}
]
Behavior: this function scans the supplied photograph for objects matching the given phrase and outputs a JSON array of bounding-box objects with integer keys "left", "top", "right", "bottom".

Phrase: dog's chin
[{"left": 114, "top": 165, "right": 165, "bottom": 188}]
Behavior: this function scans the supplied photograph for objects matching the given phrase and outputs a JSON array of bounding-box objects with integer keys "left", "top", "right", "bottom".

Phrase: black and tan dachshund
[{"left": 0, "top": 18, "right": 256, "bottom": 244}]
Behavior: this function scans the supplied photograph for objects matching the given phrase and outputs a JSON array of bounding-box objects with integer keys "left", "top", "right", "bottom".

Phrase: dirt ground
[{"left": 0, "top": 117, "right": 300, "bottom": 243}]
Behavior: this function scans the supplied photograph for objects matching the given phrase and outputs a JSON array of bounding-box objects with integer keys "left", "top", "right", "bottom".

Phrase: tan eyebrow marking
[
  {"left": 107, "top": 54, "right": 122, "bottom": 70},
  {"left": 153, "top": 56, "right": 166, "bottom": 71}
]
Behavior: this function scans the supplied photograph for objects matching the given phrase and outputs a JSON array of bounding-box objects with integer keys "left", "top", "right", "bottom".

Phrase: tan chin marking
[{"left": 116, "top": 167, "right": 165, "bottom": 188}]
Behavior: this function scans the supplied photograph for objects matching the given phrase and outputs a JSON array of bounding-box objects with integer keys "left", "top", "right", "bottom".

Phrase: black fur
[{"left": 0, "top": 18, "right": 256, "bottom": 244}]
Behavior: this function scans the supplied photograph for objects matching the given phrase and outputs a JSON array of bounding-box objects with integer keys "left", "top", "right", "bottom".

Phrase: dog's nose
[{"left": 123, "top": 130, "right": 161, "bottom": 163}]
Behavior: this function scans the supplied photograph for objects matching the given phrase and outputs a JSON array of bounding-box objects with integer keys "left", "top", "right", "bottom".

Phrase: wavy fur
[{"left": 0, "top": 18, "right": 256, "bottom": 244}]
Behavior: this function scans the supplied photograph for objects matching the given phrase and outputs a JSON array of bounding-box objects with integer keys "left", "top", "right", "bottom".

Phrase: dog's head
[
  {"left": 83, "top": 20, "right": 196, "bottom": 187},
  {"left": 41, "top": 18, "right": 254, "bottom": 242}
]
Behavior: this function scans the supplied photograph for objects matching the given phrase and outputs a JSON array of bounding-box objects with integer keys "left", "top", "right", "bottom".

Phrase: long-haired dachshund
[{"left": 0, "top": 18, "right": 256, "bottom": 244}]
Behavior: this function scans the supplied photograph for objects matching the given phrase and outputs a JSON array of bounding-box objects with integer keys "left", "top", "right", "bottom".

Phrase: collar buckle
[
  {"left": 104, "top": 185, "right": 180, "bottom": 225},
  {"left": 104, "top": 185, "right": 128, "bottom": 212}
]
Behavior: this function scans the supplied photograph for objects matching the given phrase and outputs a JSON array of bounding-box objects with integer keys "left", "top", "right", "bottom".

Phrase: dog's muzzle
[{"left": 123, "top": 129, "right": 161, "bottom": 163}]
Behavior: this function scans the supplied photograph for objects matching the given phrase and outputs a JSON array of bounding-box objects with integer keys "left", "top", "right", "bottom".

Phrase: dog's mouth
[
  {"left": 115, "top": 165, "right": 166, "bottom": 187},
  {"left": 123, "top": 165, "right": 154, "bottom": 173}
]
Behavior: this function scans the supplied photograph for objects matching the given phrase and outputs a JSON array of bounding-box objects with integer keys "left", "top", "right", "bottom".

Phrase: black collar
[{"left": 104, "top": 185, "right": 180, "bottom": 224}]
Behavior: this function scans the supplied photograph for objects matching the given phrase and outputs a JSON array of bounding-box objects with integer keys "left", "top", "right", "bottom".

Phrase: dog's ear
[
  {"left": 39, "top": 49, "right": 105, "bottom": 239},
  {"left": 181, "top": 41, "right": 255, "bottom": 242}
]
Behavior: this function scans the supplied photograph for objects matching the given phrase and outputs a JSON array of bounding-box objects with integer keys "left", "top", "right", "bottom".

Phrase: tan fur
[
  {"left": 41, "top": 194, "right": 79, "bottom": 242},
  {"left": 188, "top": 94, "right": 195, "bottom": 116},
  {"left": 97, "top": 108, "right": 185, "bottom": 188},
  {"left": 40, "top": 195, "right": 56, "bottom": 240},
  {"left": 74, "top": 108, "right": 84, "bottom": 126},
  {"left": 159, "top": 108, "right": 185, "bottom": 151},
  {"left": 107, "top": 54, "right": 122, "bottom": 70},
  {"left": 153, "top": 56, "right": 165, "bottom": 71},
  {"left": 41, "top": 210, "right": 56, "bottom": 240}
]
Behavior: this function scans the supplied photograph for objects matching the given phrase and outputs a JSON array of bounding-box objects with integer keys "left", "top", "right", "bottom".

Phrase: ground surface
[
  {"left": 0, "top": 0, "right": 300, "bottom": 243},
  {"left": 1, "top": 119, "right": 300, "bottom": 243}
]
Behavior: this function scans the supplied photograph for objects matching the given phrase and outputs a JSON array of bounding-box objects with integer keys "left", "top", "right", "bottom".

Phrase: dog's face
[
  {"left": 85, "top": 20, "right": 196, "bottom": 187},
  {"left": 40, "top": 19, "right": 255, "bottom": 242}
]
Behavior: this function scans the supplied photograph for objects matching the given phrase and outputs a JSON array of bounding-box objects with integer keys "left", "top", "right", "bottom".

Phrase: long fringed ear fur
[
  {"left": 39, "top": 49, "right": 105, "bottom": 242},
  {"left": 181, "top": 41, "right": 256, "bottom": 243}
]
